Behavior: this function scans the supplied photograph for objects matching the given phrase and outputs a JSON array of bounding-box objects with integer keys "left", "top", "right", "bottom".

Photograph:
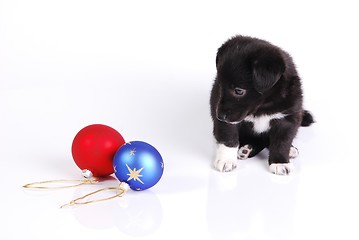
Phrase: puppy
[{"left": 210, "top": 35, "right": 314, "bottom": 175}]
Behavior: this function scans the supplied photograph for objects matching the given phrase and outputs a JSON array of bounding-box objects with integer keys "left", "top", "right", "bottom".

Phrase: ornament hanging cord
[
  {"left": 60, "top": 182, "right": 130, "bottom": 208},
  {"left": 23, "top": 178, "right": 98, "bottom": 189}
]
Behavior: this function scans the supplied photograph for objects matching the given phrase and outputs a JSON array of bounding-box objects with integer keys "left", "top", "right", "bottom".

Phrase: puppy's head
[{"left": 215, "top": 37, "right": 286, "bottom": 124}]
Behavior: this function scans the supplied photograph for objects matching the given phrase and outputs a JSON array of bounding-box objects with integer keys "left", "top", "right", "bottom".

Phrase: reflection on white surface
[
  {"left": 207, "top": 165, "right": 299, "bottom": 240},
  {"left": 72, "top": 191, "right": 116, "bottom": 229},
  {"left": 70, "top": 184, "right": 163, "bottom": 236},
  {"left": 112, "top": 190, "right": 163, "bottom": 236}
]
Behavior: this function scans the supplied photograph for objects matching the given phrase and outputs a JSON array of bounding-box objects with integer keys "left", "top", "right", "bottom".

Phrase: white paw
[
  {"left": 289, "top": 146, "right": 299, "bottom": 159},
  {"left": 214, "top": 159, "right": 237, "bottom": 172},
  {"left": 269, "top": 163, "right": 294, "bottom": 175},
  {"left": 214, "top": 144, "right": 238, "bottom": 172},
  {"left": 237, "top": 144, "right": 253, "bottom": 160}
]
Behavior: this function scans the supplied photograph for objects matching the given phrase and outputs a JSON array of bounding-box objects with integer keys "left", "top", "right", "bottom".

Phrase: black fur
[{"left": 210, "top": 35, "right": 314, "bottom": 171}]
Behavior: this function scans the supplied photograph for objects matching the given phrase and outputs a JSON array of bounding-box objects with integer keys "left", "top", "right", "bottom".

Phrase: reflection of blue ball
[{"left": 113, "top": 141, "right": 164, "bottom": 191}]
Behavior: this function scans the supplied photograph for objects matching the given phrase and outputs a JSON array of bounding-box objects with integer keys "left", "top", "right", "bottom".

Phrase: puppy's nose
[{"left": 217, "top": 112, "right": 227, "bottom": 122}]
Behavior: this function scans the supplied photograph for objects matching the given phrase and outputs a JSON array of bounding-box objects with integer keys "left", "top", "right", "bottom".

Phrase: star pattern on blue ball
[
  {"left": 126, "top": 164, "right": 144, "bottom": 184},
  {"left": 129, "top": 148, "right": 136, "bottom": 156}
]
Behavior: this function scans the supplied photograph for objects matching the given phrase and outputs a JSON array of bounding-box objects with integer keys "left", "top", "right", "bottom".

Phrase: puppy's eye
[{"left": 234, "top": 88, "right": 246, "bottom": 96}]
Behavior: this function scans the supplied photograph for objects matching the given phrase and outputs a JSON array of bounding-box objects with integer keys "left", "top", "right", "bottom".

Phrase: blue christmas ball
[{"left": 113, "top": 141, "right": 164, "bottom": 191}]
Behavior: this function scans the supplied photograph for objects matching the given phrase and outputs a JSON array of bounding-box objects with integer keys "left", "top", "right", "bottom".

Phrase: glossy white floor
[{"left": 1, "top": 1, "right": 358, "bottom": 240}]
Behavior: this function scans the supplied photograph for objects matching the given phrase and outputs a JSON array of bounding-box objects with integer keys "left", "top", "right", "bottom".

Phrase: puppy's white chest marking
[{"left": 244, "top": 113, "right": 286, "bottom": 134}]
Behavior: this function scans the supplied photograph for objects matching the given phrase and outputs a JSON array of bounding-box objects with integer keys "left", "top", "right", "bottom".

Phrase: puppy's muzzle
[
  {"left": 216, "top": 107, "right": 245, "bottom": 124},
  {"left": 216, "top": 112, "right": 242, "bottom": 124},
  {"left": 216, "top": 112, "right": 228, "bottom": 122}
]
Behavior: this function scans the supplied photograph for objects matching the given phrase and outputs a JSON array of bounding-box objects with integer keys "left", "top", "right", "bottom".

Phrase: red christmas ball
[{"left": 71, "top": 124, "right": 125, "bottom": 178}]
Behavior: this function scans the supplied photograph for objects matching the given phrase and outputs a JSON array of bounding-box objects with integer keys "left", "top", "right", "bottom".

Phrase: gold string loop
[
  {"left": 60, "top": 182, "right": 130, "bottom": 208},
  {"left": 22, "top": 179, "right": 98, "bottom": 189}
]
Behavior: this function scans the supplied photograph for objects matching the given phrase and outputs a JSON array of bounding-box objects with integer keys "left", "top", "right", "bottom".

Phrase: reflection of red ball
[{"left": 72, "top": 124, "right": 125, "bottom": 177}]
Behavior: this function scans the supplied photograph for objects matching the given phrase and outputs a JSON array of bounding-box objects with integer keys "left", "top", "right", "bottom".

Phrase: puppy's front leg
[
  {"left": 213, "top": 122, "right": 239, "bottom": 172},
  {"left": 214, "top": 144, "right": 239, "bottom": 172},
  {"left": 268, "top": 119, "right": 299, "bottom": 175}
]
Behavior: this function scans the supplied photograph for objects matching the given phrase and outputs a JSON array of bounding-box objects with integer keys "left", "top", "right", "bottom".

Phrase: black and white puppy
[{"left": 210, "top": 35, "right": 314, "bottom": 175}]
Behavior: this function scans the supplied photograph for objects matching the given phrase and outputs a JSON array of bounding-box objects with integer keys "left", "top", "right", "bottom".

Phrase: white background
[{"left": 1, "top": 0, "right": 358, "bottom": 239}]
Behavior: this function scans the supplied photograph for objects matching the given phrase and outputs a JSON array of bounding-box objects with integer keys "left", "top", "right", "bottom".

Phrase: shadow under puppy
[{"left": 210, "top": 35, "right": 314, "bottom": 175}]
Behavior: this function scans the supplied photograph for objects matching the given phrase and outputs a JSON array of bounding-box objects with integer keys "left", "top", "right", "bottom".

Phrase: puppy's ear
[
  {"left": 216, "top": 51, "right": 223, "bottom": 70},
  {"left": 252, "top": 49, "right": 285, "bottom": 94},
  {"left": 216, "top": 44, "right": 227, "bottom": 70}
]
